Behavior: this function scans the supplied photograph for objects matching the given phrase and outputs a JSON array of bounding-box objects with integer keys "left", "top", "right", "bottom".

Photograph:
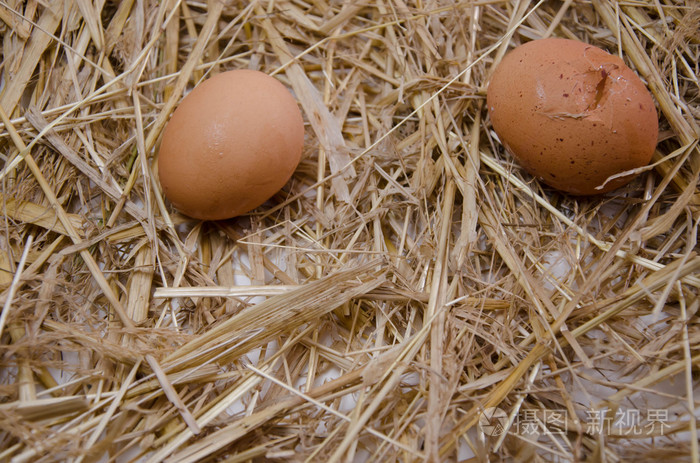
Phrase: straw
[{"left": 0, "top": 1, "right": 698, "bottom": 461}]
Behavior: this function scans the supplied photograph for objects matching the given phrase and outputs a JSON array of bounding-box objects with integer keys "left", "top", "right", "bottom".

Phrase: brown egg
[
  {"left": 487, "top": 38, "right": 658, "bottom": 195},
  {"left": 157, "top": 70, "right": 304, "bottom": 220}
]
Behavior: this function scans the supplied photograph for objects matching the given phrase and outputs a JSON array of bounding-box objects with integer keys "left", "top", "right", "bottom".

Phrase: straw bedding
[{"left": 0, "top": 0, "right": 698, "bottom": 461}]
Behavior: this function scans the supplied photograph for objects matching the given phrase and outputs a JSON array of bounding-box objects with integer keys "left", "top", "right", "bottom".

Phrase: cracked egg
[{"left": 487, "top": 38, "right": 658, "bottom": 195}]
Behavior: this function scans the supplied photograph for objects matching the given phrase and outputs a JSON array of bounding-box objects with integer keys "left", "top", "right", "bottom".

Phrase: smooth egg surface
[
  {"left": 487, "top": 38, "right": 658, "bottom": 195},
  {"left": 157, "top": 69, "right": 304, "bottom": 220}
]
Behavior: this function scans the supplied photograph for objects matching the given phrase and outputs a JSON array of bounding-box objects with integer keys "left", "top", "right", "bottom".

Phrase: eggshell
[
  {"left": 487, "top": 38, "right": 658, "bottom": 195},
  {"left": 157, "top": 70, "right": 304, "bottom": 220}
]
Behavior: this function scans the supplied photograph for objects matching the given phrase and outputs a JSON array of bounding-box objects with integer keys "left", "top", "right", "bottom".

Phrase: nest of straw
[{"left": 1, "top": 0, "right": 699, "bottom": 461}]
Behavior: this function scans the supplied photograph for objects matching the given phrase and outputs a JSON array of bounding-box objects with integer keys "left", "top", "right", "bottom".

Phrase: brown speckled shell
[
  {"left": 487, "top": 38, "right": 658, "bottom": 195},
  {"left": 157, "top": 70, "right": 305, "bottom": 220}
]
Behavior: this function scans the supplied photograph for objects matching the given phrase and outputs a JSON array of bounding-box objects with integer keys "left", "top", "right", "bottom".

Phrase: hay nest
[{"left": 1, "top": 1, "right": 699, "bottom": 461}]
